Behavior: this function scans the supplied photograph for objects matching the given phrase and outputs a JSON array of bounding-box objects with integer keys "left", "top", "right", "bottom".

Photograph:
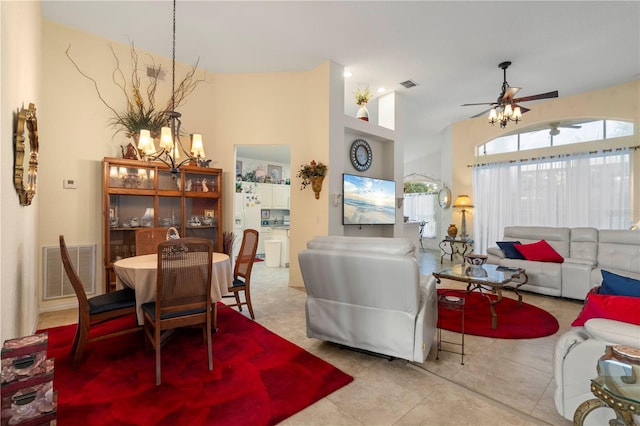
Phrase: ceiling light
[
  {"left": 377, "top": 87, "right": 386, "bottom": 93},
  {"left": 343, "top": 71, "right": 353, "bottom": 78},
  {"left": 136, "top": 0, "right": 206, "bottom": 175},
  {"left": 488, "top": 103, "right": 522, "bottom": 129}
]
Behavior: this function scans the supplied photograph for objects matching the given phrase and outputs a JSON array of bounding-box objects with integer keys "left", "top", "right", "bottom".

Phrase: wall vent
[
  {"left": 146, "top": 66, "right": 165, "bottom": 80},
  {"left": 399, "top": 79, "right": 419, "bottom": 89},
  {"left": 43, "top": 244, "right": 96, "bottom": 300}
]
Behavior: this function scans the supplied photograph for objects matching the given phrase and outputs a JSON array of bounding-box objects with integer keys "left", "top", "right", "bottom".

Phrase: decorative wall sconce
[
  {"left": 14, "top": 103, "right": 39, "bottom": 206},
  {"left": 333, "top": 193, "right": 342, "bottom": 207},
  {"left": 397, "top": 197, "right": 404, "bottom": 208}
]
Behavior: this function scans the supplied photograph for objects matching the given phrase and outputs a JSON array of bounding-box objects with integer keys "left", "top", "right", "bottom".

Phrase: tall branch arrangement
[{"left": 66, "top": 43, "right": 205, "bottom": 139}]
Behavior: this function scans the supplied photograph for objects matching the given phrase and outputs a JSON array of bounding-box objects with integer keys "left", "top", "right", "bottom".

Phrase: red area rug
[
  {"left": 437, "top": 289, "right": 559, "bottom": 339},
  {"left": 39, "top": 307, "right": 353, "bottom": 425}
]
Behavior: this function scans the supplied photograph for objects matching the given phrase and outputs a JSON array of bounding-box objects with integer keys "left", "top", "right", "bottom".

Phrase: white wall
[{"left": 1, "top": 1, "right": 42, "bottom": 342}]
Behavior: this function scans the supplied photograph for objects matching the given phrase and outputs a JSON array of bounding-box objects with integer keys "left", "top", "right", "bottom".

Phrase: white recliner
[
  {"left": 298, "top": 236, "right": 437, "bottom": 363},
  {"left": 554, "top": 318, "right": 640, "bottom": 423}
]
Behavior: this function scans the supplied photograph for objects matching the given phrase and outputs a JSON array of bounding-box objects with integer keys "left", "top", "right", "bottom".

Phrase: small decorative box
[
  {"left": 0, "top": 385, "right": 57, "bottom": 426},
  {"left": 1, "top": 334, "right": 48, "bottom": 386}
]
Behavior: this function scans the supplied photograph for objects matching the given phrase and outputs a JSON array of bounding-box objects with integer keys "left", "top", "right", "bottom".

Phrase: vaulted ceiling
[{"left": 42, "top": 1, "right": 640, "bottom": 164}]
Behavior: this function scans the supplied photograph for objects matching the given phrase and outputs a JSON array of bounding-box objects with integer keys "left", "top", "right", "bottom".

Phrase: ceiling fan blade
[
  {"left": 501, "top": 86, "right": 521, "bottom": 102},
  {"left": 461, "top": 102, "right": 496, "bottom": 107},
  {"left": 470, "top": 108, "right": 492, "bottom": 118},
  {"left": 512, "top": 90, "right": 559, "bottom": 103},
  {"left": 518, "top": 106, "right": 530, "bottom": 114}
]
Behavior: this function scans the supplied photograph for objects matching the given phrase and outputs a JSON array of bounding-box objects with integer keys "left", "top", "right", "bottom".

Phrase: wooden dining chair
[
  {"left": 223, "top": 228, "right": 259, "bottom": 319},
  {"left": 142, "top": 237, "right": 214, "bottom": 385},
  {"left": 135, "top": 228, "right": 169, "bottom": 255},
  {"left": 59, "top": 235, "right": 139, "bottom": 368}
]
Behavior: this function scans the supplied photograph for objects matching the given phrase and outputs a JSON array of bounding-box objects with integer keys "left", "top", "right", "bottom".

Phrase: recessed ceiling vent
[
  {"left": 400, "top": 79, "right": 419, "bottom": 89},
  {"left": 147, "top": 66, "right": 166, "bottom": 80}
]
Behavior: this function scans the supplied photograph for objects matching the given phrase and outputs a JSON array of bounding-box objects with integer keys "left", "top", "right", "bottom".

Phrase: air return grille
[
  {"left": 399, "top": 79, "right": 419, "bottom": 89},
  {"left": 43, "top": 244, "right": 96, "bottom": 300}
]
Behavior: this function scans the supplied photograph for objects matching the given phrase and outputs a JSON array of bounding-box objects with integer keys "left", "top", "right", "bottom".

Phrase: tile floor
[{"left": 38, "top": 250, "right": 584, "bottom": 425}]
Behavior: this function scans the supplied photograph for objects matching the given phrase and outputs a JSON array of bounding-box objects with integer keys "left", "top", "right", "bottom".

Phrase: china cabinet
[{"left": 102, "top": 157, "right": 223, "bottom": 292}]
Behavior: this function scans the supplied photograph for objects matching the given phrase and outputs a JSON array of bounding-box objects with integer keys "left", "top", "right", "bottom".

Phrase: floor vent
[
  {"left": 400, "top": 79, "right": 419, "bottom": 89},
  {"left": 43, "top": 244, "right": 96, "bottom": 300}
]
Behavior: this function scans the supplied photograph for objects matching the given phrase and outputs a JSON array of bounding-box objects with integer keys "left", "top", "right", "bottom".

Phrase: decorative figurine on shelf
[
  {"left": 185, "top": 179, "right": 192, "bottom": 191},
  {"left": 202, "top": 178, "right": 209, "bottom": 192},
  {"left": 121, "top": 143, "right": 139, "bottom": 160}
]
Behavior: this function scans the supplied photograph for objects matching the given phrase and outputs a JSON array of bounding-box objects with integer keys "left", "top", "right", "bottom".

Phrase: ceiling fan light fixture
[
  {"left": 488, "top": 108, "right": 498, "bottom": 123},
  {"left": 513, "top": 106, "right": 522, "bottom": 119}
]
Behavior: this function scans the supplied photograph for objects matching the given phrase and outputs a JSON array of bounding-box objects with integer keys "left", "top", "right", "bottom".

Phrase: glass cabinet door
[
  {"left": 108, "top": 165, "right": 154, "bottom": 190},
  {"left": 108, "top": 194, "right": 154, "bottom": 261},
  {"left": 158, "top": 196, "right": 182, "bottom": 229}
]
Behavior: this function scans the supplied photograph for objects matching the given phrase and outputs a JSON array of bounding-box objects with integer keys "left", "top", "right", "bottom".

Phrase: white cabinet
[
  {"left": 272, "top": 185, "right": 290, "bottom": 209},
  {"left": 255, "top": 184, "right": 273, "bottom": 208},
  {"left": 253, "top": 183, "right": 289, "bottom": 209},
  {"left": 258, "top": 226, "right": 272, "bottom": 255},
  {"left": 273, "top": 228, "right": 290, "bottom": 267}
]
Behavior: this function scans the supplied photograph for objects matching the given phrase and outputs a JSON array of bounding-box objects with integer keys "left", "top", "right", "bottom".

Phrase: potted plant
[
  {"left": 354, "top": 86, "right": 372, "bottom": 121},
  {"left": 296, "top": 160, "right": 328, "bottom": 199}
]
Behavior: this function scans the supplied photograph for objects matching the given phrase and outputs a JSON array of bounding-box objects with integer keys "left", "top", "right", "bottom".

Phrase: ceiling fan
[
  {"left": 548, "top": 121, "right": 581, "bottom": 136},
  {"left": 462, "top": 61, "right": 559, "bottom": 128}
]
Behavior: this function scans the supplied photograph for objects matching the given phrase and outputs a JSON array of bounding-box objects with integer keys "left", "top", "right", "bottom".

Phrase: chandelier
[
  {"left": 488, "top": 102, "right": 522, "bottom": 128},
  {"left": 136, "top": 0, "right": 206, "bottom": 174}
]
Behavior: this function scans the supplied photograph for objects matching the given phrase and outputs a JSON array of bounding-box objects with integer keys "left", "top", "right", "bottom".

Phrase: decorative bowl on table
[{"left": 464, "top": 254, "right": 488, "bottom": 266}]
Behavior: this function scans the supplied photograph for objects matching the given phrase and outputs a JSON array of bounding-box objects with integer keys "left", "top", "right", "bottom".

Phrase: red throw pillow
[
  {"left": 572, "top": 293, "right": 640, "bottom": 326},
  {"left": 513, "top": 240, "right": 564, "bottom": 263}
]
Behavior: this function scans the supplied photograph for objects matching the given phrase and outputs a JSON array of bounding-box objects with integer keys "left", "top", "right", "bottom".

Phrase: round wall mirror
[
  {"left": 14, "top": 103, "right": 39, "bottom": 206},
  {"left": 438, "top": 185, "right": 451, "bottom": 209}
]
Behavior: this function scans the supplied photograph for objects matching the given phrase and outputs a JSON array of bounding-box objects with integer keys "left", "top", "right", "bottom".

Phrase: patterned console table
[{"left": 439, "top": 238, "right": 473, "bottom": 264}]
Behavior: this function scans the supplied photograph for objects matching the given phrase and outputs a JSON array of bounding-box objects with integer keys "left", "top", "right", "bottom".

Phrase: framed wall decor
[
  {"left": 267, "top": 164, "right": 282, "bottom": 183},
  {"left": 204, "top": 209, "right": 215, "bottom": 218}
]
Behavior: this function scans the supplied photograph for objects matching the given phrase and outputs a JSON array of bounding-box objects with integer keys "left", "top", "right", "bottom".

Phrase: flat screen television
[{"left": 342, "top": 173, "right": 396, "bottom": 225}]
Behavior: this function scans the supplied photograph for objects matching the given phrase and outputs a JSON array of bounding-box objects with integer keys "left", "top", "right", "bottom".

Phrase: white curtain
[
  {"left": 404, "top": 193, "right": 437, "bottom": 238},
  {"left": 473, "top": 150, "right": 632, "bottom": 253}
]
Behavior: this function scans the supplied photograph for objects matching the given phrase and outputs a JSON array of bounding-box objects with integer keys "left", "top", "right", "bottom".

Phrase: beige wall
[
  {"left": 38, "top": 19, "right": 332, "bottom": 316},
  {"left": 1, "top": 1, "right": 42, "bottom": 341},
  {"left": 213, "top": 63, "right": 332, "bottom": 288},
  {"left": 449, "top": 80, "right": 640, "bottom": 237}
]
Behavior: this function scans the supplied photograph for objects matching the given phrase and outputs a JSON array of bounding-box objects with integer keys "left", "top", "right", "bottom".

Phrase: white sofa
[
  {"left": 298, "top": 236, "right": 437, "bottom": 363},
  {"left": 487, "top": 227, "right": 640, "bottom": 300}
]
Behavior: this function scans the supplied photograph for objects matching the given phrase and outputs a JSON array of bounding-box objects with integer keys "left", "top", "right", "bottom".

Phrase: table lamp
[{"left": 453, "top": 195, "right": 473, "bottom": 239}]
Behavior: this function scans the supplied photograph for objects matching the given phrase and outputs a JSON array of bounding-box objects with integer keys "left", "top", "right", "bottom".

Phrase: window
[
  {"left": 403, "top": 193, "right": 437, "bottom": 238},
  {"left": 478, "top": 120, "right": 634, "bottom": 156},
  {"left": 472, "top": 149, "right": 633, "bottom": 253}
]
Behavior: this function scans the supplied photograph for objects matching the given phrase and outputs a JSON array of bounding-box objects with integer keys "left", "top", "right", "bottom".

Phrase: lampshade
[
  {"left": 159, "top": 127, "right": 174, "bottom": 151},
  {"left": 137, "top": 129, "right": 152, "bottom": 154},
  {"left": 453, "top": 195, "right": 473, "bottom": 209},
  {"left": 191, "top": 134, "right": 205, "bottom": 158}
]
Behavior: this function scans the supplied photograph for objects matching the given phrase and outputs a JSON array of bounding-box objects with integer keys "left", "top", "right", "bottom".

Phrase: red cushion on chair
[
  {"left": 513, "top": 240, "right": 564, "bottom": 263},
  {"left": 571, "top": 293, "right": 640, "bottom": 326}
]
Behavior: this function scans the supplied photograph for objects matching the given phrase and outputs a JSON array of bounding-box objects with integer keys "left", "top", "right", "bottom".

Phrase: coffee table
[{"left": 433, "top": 264, "right": 528, "bottom": 329}]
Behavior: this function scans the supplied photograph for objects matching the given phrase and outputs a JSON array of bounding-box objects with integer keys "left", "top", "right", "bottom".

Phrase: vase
[
  {"left": 356, "top": 105, "right": 369, "bottom": 121},
  {"left": 311, "top": 176, "right": 325, "bottom": 199},
  {"left": 447, "top": 224, "right": 458, "bottom": 239}
]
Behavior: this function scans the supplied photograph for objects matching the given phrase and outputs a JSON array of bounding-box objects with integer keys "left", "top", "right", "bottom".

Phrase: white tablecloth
[{"left": 113, "top": 252, "right": 232, "bottom": 325}]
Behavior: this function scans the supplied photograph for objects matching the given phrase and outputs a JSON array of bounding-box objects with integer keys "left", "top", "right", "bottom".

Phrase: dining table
[{"left": 113, "top": 252, "right": 232, "bottom": 325}]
